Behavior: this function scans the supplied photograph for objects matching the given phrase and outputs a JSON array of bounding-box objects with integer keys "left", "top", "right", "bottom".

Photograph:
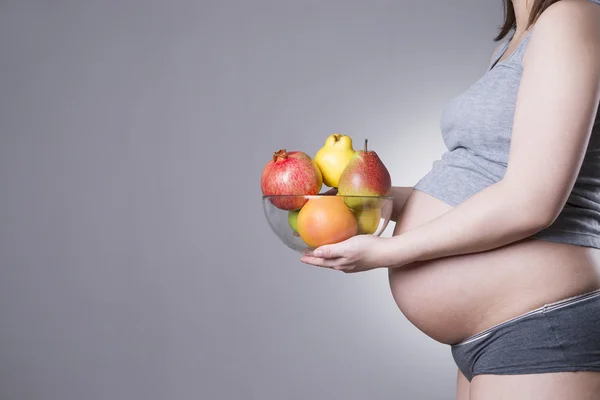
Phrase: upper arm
[{"left": 502, "top": 1, "right": 600, "bottom": 226}]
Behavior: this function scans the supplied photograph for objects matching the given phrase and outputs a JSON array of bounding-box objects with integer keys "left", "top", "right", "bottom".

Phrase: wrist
[{"left": 377, "top": 234, "right": 421, "bottom": 268}]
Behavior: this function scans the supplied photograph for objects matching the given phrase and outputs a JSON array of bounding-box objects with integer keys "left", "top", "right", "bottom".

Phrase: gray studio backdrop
[{"left": 0, "top": 1, "right": 501, "bottom": 399}]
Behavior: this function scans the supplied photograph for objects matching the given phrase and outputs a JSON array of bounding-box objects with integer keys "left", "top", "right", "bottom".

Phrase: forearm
[
  {"left": 381, "top": 180, "right": 551, "bottom": 267},
  {"left": 389, "top": 186, "right": 414, "bottom": 222}
]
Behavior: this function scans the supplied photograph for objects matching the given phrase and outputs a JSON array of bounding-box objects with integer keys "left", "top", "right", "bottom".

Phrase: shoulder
[
  {"left": 532, "top": 0, "right": 600, "bottom": 43},
  {"left": 524, "top": 0, "right": 600, "bottom": 67},
  {"left": 539, "top": 0, "right": 600, "bottom": 18}
]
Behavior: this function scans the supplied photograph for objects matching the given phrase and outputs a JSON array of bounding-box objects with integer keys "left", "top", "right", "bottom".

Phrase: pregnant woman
[{"left": 301, "top": 0, "right": 600, "bottom": 398}]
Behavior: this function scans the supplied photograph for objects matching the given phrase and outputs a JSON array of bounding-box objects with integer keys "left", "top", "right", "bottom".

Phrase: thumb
[{"left": 313, "top": 245, "right": 339, "bottom": 258}]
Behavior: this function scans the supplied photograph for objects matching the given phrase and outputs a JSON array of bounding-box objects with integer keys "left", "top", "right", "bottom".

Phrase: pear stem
[{"left": 364, "top": 138, "right": 368, "bottom": 152}]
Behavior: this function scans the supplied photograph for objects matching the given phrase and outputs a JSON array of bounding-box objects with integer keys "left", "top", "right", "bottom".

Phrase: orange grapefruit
[{"left": 297, "top": 196, "right": 358, "bottom": 248}]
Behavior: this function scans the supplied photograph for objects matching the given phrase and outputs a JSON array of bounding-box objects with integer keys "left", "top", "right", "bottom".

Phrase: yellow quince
[{"left": 314, "top": 134, "right": 355, "bottom": 188}]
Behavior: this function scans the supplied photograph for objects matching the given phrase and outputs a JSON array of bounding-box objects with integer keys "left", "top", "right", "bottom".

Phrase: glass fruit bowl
[{"left": 262, "top": 194, "right": 394, "bottom": 255}]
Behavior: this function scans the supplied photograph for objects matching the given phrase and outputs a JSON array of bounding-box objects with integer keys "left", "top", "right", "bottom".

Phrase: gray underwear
[{"left": 451, "top": 288, "right": 600, "bottom": 381}]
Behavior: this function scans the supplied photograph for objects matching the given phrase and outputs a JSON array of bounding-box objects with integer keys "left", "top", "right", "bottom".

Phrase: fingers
[
  {"left": 300, "top": 255, "right": 345, "bottom": 268},
  {"left": 299, "top": 256, "right": 362, "bottom": 273}
]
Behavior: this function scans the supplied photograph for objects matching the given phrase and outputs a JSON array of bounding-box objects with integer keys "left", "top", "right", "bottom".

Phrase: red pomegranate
[{"left": 261, "top": 149, "right": 323, "bottom": 210}]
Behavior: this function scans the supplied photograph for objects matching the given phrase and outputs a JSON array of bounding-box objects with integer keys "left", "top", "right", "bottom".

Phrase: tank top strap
[
  {"left": 489, "top": 28, "right": 534, "bottom": 71},
  {"left": 507, "top": 29, "right": 533, "bottom": 66}
]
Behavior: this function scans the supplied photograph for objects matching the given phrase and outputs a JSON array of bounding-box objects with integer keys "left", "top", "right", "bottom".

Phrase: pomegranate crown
[{"left": 273, "top": 149, "right": 288, "bottom": 162}]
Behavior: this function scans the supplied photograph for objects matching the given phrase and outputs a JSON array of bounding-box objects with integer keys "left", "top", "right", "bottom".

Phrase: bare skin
[
  {"left": 470, "top": 371, "right": 600, "bottom": 400},
  {"left": 456, "top": 370, "right": 470, "bottom": 400}
]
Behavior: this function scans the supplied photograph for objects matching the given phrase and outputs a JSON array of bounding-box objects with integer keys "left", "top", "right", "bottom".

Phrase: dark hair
[{"left": 495, "top": 0, "right": 562, "bottom": 41}]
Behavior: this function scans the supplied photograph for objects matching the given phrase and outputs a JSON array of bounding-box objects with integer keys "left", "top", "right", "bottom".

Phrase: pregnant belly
[{"left": 388, "top": 188, "right": 600, "bottom": 345}]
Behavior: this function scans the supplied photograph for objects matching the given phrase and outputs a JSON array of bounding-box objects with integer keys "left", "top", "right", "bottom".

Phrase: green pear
[
  {"left": 355, "top": 207, "right": 381, "bottom": 234},
  {"left": 288, "top": 209, "right": 300, "bottom": 234}
]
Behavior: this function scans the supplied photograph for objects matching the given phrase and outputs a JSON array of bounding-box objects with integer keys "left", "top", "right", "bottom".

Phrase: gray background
[{"left": 0, "top": 1, "right": 501, "bottom": 399}]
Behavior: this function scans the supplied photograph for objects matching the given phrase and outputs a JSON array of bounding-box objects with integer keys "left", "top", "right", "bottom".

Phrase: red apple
[{"left": 261, "top": 149, "right": 323, "bottom": 210}]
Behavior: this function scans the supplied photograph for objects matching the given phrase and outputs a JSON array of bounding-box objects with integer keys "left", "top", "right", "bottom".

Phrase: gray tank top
[{"left": 413, "top": 4, "right": 600, "bottom": 249}]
